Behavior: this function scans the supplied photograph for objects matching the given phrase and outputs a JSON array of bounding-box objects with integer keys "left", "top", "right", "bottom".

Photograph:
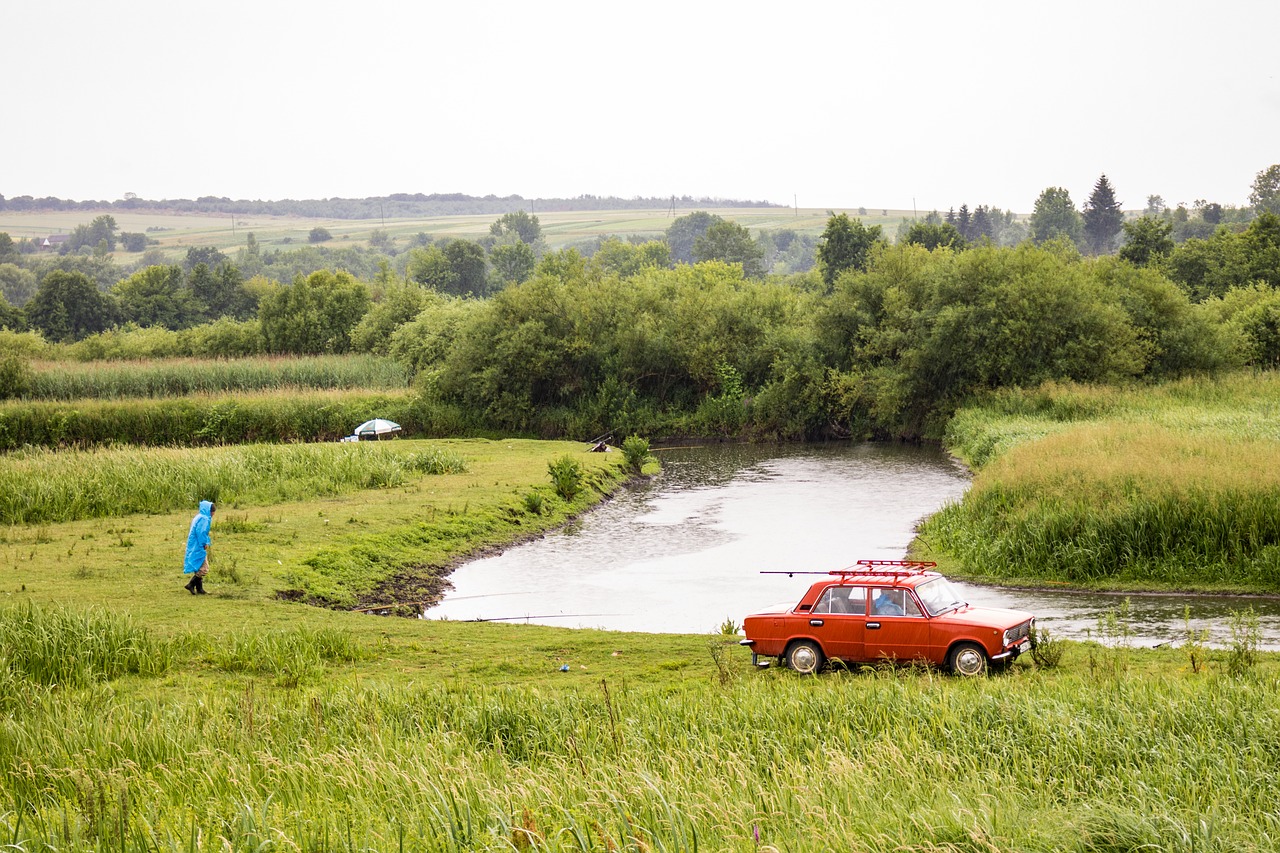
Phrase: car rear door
[{"left": 807, "top": 585, "right": 866, "bottom": 663}]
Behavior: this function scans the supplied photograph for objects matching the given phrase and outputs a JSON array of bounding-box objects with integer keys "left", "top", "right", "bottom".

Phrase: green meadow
[
  {"left": 0, "top": 438, "right": 627, "bottom": 612},
  {"left": 1, "top": 348, "right": 1279, "bottom": 850},
  {"left": 919, "top": 373, "right": 1280, "bottom": 591},
  {"left": 0, "top": 424, "right": 1276, "bottom": 850}
]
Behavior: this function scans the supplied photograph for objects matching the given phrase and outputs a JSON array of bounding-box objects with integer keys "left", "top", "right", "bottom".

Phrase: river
[{"left": 424, "top": 442, "right": 1280, "bottom": 649}]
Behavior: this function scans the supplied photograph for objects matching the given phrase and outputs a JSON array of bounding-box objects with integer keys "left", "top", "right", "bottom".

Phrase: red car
[{"left": 740, "top": 560, "right": 1035, "bottom": 676}]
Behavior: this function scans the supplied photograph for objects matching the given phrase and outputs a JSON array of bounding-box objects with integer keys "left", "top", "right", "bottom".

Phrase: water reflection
[
  {"left": 425, "top": 442, "right": 970, "bottom": 633},
  {"left": 424, "top": 442, "right": 1280, "bottom": 648}
]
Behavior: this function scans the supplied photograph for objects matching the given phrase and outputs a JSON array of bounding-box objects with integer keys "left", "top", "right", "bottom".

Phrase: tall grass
[
  {"left": 1, "top": 658, "right": 1278, "bottom": 851},
  {"left": 946, "top": 373, "right": 1280, "bottom": 468},
  {"left": 925, "top": 373, "right": 1280, "bottom": 590},
  {"left": 197, "top": 626, "right": 369, "bottom": 685},
  {"left": 0, "top": 602, "right": 171, "bottom": 693},
  {"left": 17, "top": 354, "right": 408, "bottom": 401},
  {"left": 0, "top": 441, "right": 468, "bottom": 524},
  {"left": 0, "top": 388, "right": 422, "bottom": 451}
]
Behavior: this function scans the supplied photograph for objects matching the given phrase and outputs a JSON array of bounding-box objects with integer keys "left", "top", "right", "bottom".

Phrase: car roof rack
[{"left": 761, "top": 559, "right": 937, "bottom": 579}]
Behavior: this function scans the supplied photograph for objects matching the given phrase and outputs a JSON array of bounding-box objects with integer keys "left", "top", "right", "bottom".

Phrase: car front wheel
[
  {"left": 785, "top": 640, "right": 825, "bottom": 675},
  {"left": 948, "top": 642, "right": 988, "bottom": 677}
]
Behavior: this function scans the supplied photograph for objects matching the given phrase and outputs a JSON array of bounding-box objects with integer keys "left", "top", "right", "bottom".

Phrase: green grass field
[
  {"left": 0, "top": 206, "right": 919, "bottom": 259},
  {"left": 2, "top": 425, "right": 1278, "bottom": 850},
  {"left": 0, "top": 437, "right": 629, "bottom": 614},
  {"left": 1, "top": 342, "right": 1275, "bottom": 850}
]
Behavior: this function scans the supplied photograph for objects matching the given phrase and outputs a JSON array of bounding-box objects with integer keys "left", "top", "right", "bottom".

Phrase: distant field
[{"left": 0, "top": 205, "right": 922, "bottom": 259}]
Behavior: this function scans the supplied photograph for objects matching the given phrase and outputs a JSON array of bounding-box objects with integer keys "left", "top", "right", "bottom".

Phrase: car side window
[
  {"left": 847, "top": 587, "right": 867, "bottom": 614},
  {"left": 814, "top": 588, "right": 837, "bottom": 614},
  {"left": 872, "top": 588, "right": 921, "bottom": 617},
  {"left": 815, "top": 586, "right": 866, "bottom": 615}
]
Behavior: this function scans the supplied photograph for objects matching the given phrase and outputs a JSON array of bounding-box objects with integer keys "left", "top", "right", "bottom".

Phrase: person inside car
[{"left": 873, "top": 588, "right": 904, "bottom": 616}]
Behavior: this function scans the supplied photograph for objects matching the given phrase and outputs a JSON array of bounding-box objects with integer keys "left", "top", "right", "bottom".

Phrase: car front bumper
[{"left": 991, "top": 637, "right": 1034, "bottom": 661}]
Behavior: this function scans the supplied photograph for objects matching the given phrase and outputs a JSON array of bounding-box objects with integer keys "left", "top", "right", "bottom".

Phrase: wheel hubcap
[
  {"left": 791, "top": 646, "right": 818, "bottom": 673},
  {"left": 955, "top": 648, "right": 985, "bottom": 676}
]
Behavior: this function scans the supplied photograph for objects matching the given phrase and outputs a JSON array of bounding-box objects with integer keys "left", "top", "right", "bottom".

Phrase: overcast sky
[{"left": 6, "top": 0, "right": 1278, "bottom": 213}]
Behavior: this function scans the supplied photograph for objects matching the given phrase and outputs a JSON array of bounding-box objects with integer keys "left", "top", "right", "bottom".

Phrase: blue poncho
[{"left": 183, "top": 500, "right": 213, "bottom": 574}]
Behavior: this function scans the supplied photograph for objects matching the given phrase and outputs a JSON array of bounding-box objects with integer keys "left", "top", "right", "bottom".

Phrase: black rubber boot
[
  {"left": 184, "top": 577, "right": 197, "bottom": 594},
  {"left": 194, "top": 576, "right": 207, "bottom": 595}
]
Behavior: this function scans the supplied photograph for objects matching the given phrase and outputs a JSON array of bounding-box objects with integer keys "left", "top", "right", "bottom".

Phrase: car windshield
[{"left": 915, "top": 578, "right": 966, "bottom": 616}]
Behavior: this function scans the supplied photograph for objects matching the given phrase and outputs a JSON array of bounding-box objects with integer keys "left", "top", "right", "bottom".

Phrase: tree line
[
  {"left": 2, "top": 214, "right": 1278, "bottom": 442},
  {"left": 2, "top": 164, "right": 1278, "bottom": 437}
]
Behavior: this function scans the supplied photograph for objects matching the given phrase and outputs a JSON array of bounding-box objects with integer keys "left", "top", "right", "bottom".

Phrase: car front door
[{"left": 866, "top": 587, "right": 931, "bottom": 664}]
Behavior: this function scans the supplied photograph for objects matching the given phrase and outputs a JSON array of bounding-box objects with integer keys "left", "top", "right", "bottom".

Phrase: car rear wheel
[
  {"left": 785, "top": 640, "right": 825, "bottom": 675},
  {"left": 948, "top": 642, "right": 988, "bottom": 677}
]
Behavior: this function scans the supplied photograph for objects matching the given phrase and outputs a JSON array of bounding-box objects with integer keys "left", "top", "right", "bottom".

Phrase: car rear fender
[{"left": 782, "top": 635, "right": 827, "bottom": 657}]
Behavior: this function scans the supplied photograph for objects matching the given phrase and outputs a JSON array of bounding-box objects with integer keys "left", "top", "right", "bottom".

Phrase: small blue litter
[{"left": 559, "top": 664, "right": 570, "bottom": 672}]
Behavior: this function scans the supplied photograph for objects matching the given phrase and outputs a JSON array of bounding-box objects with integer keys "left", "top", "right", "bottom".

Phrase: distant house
[{"left": 41, "top": 235, "right": 71, "bottom": 250}]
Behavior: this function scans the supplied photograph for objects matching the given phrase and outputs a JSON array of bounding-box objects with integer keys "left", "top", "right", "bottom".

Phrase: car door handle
[
  {"left": 809, "top": 619, "right": 824, "bottom": 627},
  {"left": 867, "top": 622, "right": 881, "bottom": 629}
]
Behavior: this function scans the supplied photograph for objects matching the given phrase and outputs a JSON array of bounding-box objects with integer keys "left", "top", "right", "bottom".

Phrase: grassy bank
[
  {"left": 0, "top": 437, "right": 632, "bottom": 614},
  {"left": 918, "top": 372, "right": 1280, "bottom": 591}
]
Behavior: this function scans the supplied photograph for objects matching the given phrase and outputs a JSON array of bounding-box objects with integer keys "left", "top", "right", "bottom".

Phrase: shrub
[
  {"left": 521, "top": 490, "right": 545, "bottom": 515},
  {"left": 547, "top": 454, "right": 584, "bottom": 501},
  {"left": 0, "top": 352, "right": 31, "bottom": 400},
  {"left": 1225, "top": 607, "right": 1260, "bottom": 677},
  {"left": 621, "top": 435, "right": 652, "bottom": 472},
  {"left": 1029, "top": 625, "right": 1064, "bottom": 669}
]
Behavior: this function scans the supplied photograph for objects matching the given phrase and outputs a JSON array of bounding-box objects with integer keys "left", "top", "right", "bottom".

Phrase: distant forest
[{"left": 0, "top": 193, "right": 781, "bottom": 218}]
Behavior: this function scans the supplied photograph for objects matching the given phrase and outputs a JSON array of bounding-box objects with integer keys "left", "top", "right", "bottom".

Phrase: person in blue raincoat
[{"left": 183, "top": 500, "right": 214, "bottom": 595}]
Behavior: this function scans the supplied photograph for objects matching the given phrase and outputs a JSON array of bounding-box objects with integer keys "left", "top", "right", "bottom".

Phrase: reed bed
[
  {"left": 0, "top": 388, "right": 421, "bottom": 451},
  {"left": 18, "top": 354, "right": 408, "bottom": 401},
  {"left": 1, "top": 653, "right": 1278, "bottom": 851},
  {"left": 0, "top": 441, "right": 468, "bottom": 525},
  {"left": 926, "top": 372, "right": 1280, "bottom": 590}
]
